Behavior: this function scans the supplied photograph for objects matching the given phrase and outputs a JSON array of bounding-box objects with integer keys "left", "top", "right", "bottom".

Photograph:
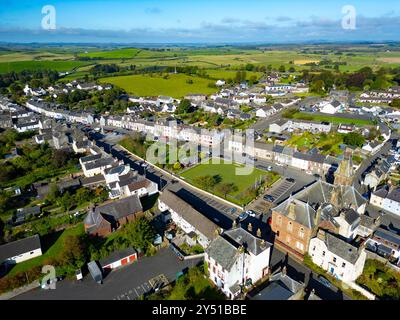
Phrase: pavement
[{"left": 13, "top": 248, "right": 201, "bottom": 300}]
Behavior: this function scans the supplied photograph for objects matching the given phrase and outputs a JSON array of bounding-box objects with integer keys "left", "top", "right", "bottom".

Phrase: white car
[
  {"left": 267, "top": 166, "right": 273, "bottom": 171},
  {"left": 245, "top": 210, "right": 257, "bottom": 217}
]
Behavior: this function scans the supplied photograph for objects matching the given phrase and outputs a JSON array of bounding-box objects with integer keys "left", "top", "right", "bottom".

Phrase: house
[
  {"left": 363, "top": 159, "right": 391, "bottom": 189},
  {"left": 185, "top": 94, "right": 208, "bottom": 103},
  {"left": 250, "top": 267, "right": 305, "bottom": 300},
  {"left": 337, "top": 124, "right": 356, "bottom": 134},
  {"left": 158, "top": 189, "right": 221, "bottom": 248},
  {"left": 357, "top": 215, "right": 381, "bottom": 238},
  {"left": 255, "top": 106, "right": 275, "bottom": 118},
  {"left": 309, "top": 229, "right": 366, "bottom": 283},
  {"left": 362, "top": 140, "right": 383, "bottom": 155},
  {"left": 319, "top": 100, "right": 343, "bottom": 114},
  {"left": 269, "top": 119, "right": 289, "bottom": 134},
  {"left": 0, "top": 235, "right": 42, "bottom": 266},
  {"left": 365, "top": 228, "right": 400, "bottom": 261},
  {"left": 14, "top": 206, "right": 41, "bottom": 225},
  {"left": 271, "top": 180, "right": 367, "bottom": 259},
  {"left": 205, "top": 226, "right": 272, "bottom": 299},
  {"left": 84, "top": 195, "right": 144, "bottom": 237},
  {"left": 81, "top": 157, "right": 117, "bottom": 178},
  {"left": 370, "top": 186, "right": 400, "bottom": 217},
  {"left": 99, "top": 248, "right": 138, "bottom": 272}
]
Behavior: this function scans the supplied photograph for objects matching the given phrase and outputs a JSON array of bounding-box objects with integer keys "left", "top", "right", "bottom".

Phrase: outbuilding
[
  {"left": 0, "top": 234, "right": 42, "bottom": 266},
  {"left": 99, "top": 248, "right": 137, "bottom": 272}
]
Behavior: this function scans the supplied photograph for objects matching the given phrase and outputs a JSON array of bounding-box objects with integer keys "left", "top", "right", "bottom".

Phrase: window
[
  {"left": 30, "top": 251, "right": 34, "bottom": 255},
  {"left": 213, "top": 266, "right": 216, "bottom": 273},
  {"left": 322, "top": 251, "right": 325, "bottom": 257},
  {"left": 342, "top": 262, "right": 346, "bottom": 268},
  {"left": 312, "top": 246, "right": 316, "bottom": 251},
  {"left": 333, "top": 257, "right": 337, "bottom": 263},
  {"left": 277, "top": 216, "right": 282, "bottom": 226},
  {"left": 276, "top": 231, "right": 280, "bottom": 237},
  {"left": 299, "top": 228, "right": 305, "bottom": 239},
  {"left": 296, "top": 241, "right": 304, "bottom": 251},
  {"left": 287, "top": 222, "right": 293, "bottom": 232}
]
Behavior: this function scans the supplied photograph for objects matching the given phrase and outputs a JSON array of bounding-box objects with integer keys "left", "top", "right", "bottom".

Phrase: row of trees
[{"left": 193, "top": 175, "right": 238, "bottom": 199}]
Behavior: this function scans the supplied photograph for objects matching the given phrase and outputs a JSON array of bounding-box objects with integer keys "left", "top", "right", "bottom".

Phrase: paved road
[{"left": 14, "top": 248, "right": 200, "bottom": 300}]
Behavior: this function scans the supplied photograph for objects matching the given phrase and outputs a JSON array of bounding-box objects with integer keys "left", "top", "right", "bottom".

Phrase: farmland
[
  {"left": 0, "top": 60, "right": 90, "bottom": 74},
  {"left": 100, "top": 73, "right": 218, "bottom": 98}
]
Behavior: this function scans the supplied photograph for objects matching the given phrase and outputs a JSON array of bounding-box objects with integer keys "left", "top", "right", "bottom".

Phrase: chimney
[
  {"left": 281, "top": 266, "right": 287, "bottom": 275},
  {"left": 248, "top": 223, "right": 253, "bottom": 233},
  {"left": 256, "top": 228, "right": 262, "bottom": 238},
  {"left": 288, "top": 200, "right": 297, "bottom": 220},
  {"left": 232, "top": 220, "right": 237, "bottom": 229},
  {"left": 317, "top": 229, "right": 326, "bottom": 241}
]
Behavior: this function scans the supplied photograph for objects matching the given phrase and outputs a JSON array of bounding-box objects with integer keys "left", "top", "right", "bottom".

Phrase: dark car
[
  {"left": 263, "top": 195, "right": 275, "bottom": 203},
  {"left": 317, "top": 276, "right": 333, "bottom": 289}
]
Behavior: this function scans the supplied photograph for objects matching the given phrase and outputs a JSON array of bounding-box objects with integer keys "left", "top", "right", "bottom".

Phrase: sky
[{"left": 0, "top": 0, "right": 399, "bottom": 43}]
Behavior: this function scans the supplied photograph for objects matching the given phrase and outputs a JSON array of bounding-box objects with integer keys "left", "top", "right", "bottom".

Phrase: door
[
  {"left": 129, "top": 255, "right": 136, "bottom": 263},
  {"left": 121, "top": 258, "right": 128, "bottom": 265}
]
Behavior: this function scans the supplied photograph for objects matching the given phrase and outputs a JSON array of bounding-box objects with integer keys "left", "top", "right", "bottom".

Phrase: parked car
[
  {"left": 245, "top": 210, "right": 257, "bottom": 217},
  {"left": 267, "top": 217, "right": 272, "bottom": 225},
  {"left": 267, "top": 166, "right": 273, "bottom": 171},
  {"left": 238, "top": 212, "right": 249, "bottom": 221},
  {"left": 229, "top": 208, "right": 237, "bottom": 215},
  {"left": 263, "top": 195, "right": 275, "bottom": 203},
  {"left": 317, "top": 276, "right": 333, "bottom": 289}
]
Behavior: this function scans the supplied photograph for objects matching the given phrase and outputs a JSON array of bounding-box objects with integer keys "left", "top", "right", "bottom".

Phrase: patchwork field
[
  {"left": 204, "top": 69, "right": 264, "bottom": 81},
  {"left": 100, "top": 73, "right": 218, "bottom": 98}
]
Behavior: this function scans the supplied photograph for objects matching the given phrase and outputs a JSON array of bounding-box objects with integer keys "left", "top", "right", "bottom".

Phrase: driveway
[{"left": 13, "top": 248, "right": 201, "bottom": 300}]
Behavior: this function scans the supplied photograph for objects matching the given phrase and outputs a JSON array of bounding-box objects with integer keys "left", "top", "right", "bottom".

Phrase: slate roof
[
  {"left": 95, "top": 195, "right": 143, "bottom": 220},
  {"left": 206, "top": 236, "right": 239, "bottom": 271},
  {"left": 159, "top": 189, "right": 220, "bottom": 241},
  {"left": 0, "top": 235, "right": 41, "bottom": 263},
  {"left": 251, "top": 271, "right": 303, "bottom": 300},
  {"left": 223, "top": 228, "right": 272, "bottom": 256},
  {"left": 374, "top": 228, "right": 400, "bottom": 247},
  {"left": 324, "top": 232, "right": 360, "bottom": 264},
  {"left": 80, "top": 153, "right": 102, "bottom": 164},
  {"left": 84, "top": 157, "right": 115, "bottom": 171}
]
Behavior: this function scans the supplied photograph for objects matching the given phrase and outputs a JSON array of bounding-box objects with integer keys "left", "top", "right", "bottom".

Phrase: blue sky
[{"left": 0, "top": 0, "right": 399, "bottom": 43}]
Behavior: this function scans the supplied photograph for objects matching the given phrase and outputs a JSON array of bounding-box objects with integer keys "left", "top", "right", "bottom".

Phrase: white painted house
[
  {"left": 158, "top": 189, "right": 221, "bottom": 248},
  {"left": 0, "top": 235, "right": 42, "bottom": 266},
  {"left": 205, "top": 227, "right": 272, "bottom": 299},
  {"left": 370, "top": 186, "right": 400, "bottom": 217},
  {"left": 309, "top": 230, "right": 366, "bottom": 284}
]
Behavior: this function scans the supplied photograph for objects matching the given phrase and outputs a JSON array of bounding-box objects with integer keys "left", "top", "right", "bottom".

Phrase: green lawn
[
  {"left": 100, "top": 73, "right": 218, "bottom": 98},
  {"left": 7, "top": 224, "right": 84, "bottom": 276},
  {"left": 181, "top": 159, "right": 279, "bottom": 205},
  {"left": 0, "top": 60, "right": 89, "bottom": 74},
  {"left": 290, "top": 112, "right": 374, "bottom": 126}
]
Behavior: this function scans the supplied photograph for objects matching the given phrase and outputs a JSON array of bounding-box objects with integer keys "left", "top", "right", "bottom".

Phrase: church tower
[{"left": 334, "top": 148, "right": 354, "bottom": 186}]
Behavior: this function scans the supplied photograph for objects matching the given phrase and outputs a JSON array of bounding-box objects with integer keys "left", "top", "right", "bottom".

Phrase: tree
[
  {"left": 176, "top": 99, "right": 192, "bottom": 114},
  {"left": 52, "top": 149, "right": 72, "bottom": 168},
  {"left": 288, "top": 66, "right": 296, "bottom": 73},
  {"left": 343, "top": 132, "right": 366, "bottom": 148},
  {"left": 123, "top": 218, "right": 155, "bottom": 253},
  {"left": 391, "top": 99, "right": 400, "bottom": 109},
  {"left": 59, "top": 235, "right": 86, "bottom": 268},
  {"left": 215, "top": 183, "right": 238, "bottom": 198},
  {"left": 193, "top": 175, "right": 218, "bottom": 190},
  {"left": 310, "top": 80, "right": 325, "bottom": 94},
  {"left": 279, "top": 65, "right": 286, "bottom": 73}
]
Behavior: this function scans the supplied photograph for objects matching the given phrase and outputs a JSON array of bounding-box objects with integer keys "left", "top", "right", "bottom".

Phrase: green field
[
  {"left": 78, "top": 48, "right": 142, "bottom": 59},
  {"left": 290, "top": 112, "right": 374, "bottom": 126},
  {"left": 204, "top": 69, "right": 264, "bottom": 81},
  {"left": 100, "top": 73, "right": 218, "bottom": 98},
  {"left": 0, "top": 60, "right": 89, "bottom": 74},
  {"left": 181, "top": 159, "right": 279, "bottom": 205},
  {"left": 7, "top": 224, "right": 85, "bottom": 276}
]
